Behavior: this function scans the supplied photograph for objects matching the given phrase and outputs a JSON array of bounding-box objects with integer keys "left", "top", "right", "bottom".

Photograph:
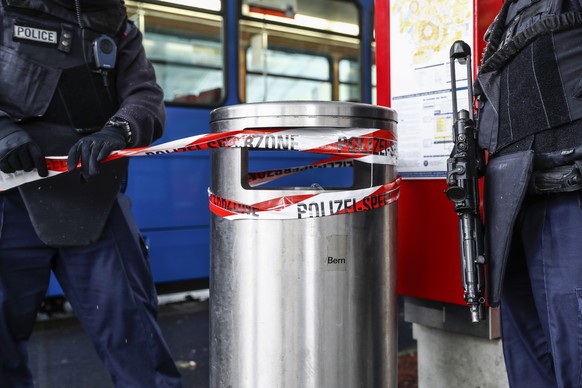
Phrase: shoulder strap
[{"left": 480, "top": 6, "right": 582, "bottom": 74}]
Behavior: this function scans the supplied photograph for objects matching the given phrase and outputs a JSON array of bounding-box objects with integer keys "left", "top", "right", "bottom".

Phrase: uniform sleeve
[{"left": 113, "top": 22, "right": 165, "bottom": 147}]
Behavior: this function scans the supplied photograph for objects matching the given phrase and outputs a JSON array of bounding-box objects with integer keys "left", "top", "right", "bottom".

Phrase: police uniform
[
  {"left": 476, "top": 0, "right": 582, "bottom": 385},
  {"left": 0, "top": 1, "right": 181, "bottom": 386}
]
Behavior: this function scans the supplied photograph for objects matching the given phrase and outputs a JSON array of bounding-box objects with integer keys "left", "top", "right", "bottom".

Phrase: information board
[{"left": 390, "top": 0, "right": 473, "bottom": 178}]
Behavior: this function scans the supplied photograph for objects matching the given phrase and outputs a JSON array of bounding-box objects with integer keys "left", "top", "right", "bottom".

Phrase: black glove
[
  {"left": 0, "top": 118, "right": 48, "bottom": 177},
  {"left": 67, "top": 127, "right": 127, "bottom": 179}
]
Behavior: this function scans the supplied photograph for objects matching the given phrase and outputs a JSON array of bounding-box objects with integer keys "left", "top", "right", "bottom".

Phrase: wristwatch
[{"left": 105, "top": 117, "right": 132, "bottom": 144}]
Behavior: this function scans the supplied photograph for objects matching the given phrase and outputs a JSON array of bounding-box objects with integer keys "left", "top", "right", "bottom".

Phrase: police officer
[
  {"left": 476, "top": 0, "right": 582, "bottom": 386},
  {"left": 0, "top": 0, "right": 182, "bottom": 387}
]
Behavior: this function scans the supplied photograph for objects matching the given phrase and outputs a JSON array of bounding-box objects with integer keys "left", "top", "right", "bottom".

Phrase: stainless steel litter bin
[{"left": 209, "top": 101, "right": 398, "bottom": 388}]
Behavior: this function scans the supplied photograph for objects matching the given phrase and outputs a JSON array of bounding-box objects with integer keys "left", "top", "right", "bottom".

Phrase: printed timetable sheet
[{"left": 390, "top": 0, "right": 473, "bottom": 178}]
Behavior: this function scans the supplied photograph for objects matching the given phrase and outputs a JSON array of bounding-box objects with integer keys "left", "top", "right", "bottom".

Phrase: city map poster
[{"left": 390, "top": 0, "right": 473, "bottom": 178}]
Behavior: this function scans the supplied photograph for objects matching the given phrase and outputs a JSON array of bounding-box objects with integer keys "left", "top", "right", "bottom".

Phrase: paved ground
[{"left": 28, "top": 293, "right": 417, "bottom": 387}]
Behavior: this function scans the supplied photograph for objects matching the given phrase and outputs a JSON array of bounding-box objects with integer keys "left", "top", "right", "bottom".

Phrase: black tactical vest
[
  {"left": 476, "top": 0, "right": 582, "bottom": 156},
  {"left": 0, "top": 1, "right": 130, "bottom": 246},
  {"left": 0, "top": 0, "right": 126, "bottom": 142}
]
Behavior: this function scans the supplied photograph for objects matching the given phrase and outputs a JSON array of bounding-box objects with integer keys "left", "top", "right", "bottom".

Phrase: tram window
[
  {"left": 339, "top": 58, "right": 359, "bottom": 102},
  {"left": 240, "top": 0, "right": 361, "bottom": 103},
  {"left": 126, "top": 1, "right": 223, "bottom": 105},
  {"left": 241, "top": 0, "right": 358, "bottom": 35},
  {"left": 246, "top": 48, "right": 331, "bottom": 102}
]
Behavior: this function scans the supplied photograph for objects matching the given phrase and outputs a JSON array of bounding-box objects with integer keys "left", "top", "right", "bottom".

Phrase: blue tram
[{"left": 46, "top": 0, "right": 377, "bottom": 297}]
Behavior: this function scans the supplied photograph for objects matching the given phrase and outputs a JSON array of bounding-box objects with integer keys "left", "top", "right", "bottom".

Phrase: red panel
[
  {"left": 375, "top": 0, "right": 390, "bottom": 105},
  {"left": 397, "top": 180, "right": 465, "bottom": 303},
  {"left": 375, "top": 0, "right": 502, "bottom": 304}
]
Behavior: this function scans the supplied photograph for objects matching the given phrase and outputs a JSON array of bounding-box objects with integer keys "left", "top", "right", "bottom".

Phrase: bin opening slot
[{"left": 244, "top": 149, "right": 355, "bottom": 189}]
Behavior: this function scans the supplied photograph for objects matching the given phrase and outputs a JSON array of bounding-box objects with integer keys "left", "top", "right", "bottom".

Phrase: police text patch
[{"left": 13, "top": 24, "right": 58, "bottom": 45}]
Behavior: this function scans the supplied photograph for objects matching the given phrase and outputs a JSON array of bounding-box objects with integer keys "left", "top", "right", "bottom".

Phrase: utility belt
[{"left": 528, "top": 162, "right": 582, "bottom": 195}]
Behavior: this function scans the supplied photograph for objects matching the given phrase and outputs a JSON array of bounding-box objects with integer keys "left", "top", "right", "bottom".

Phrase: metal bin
[{"left": 209, "top": 101, "right": 398, "bottom": 388}]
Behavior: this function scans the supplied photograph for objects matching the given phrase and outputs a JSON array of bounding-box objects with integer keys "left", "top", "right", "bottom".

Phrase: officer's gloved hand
[
  {"left": 67, "top": 127, "right": 127, "bottom": 179},
  {"left": 0, "top": 118, "right": 48, "bottom": 177}
]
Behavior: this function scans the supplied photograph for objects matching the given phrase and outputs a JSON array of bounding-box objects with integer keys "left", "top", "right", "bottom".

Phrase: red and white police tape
[
  {"left": 0, "top": 127, "right": 400, "bottom": 219},
  {"left": 208, "top": 176, "right": 401, "bottom": 220}
]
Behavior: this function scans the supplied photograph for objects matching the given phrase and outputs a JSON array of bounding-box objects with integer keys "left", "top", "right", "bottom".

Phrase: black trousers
[
  {"left": 501, "top": 191, "right": 582, "bottom": 387},
  {"left": 0, "top": 193, "right": 181, "bottom": 387}
]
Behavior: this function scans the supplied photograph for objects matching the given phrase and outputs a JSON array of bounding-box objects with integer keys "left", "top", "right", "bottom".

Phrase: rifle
[{"left": 445, "top": 40, "right": 487, "bottom": 323}]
